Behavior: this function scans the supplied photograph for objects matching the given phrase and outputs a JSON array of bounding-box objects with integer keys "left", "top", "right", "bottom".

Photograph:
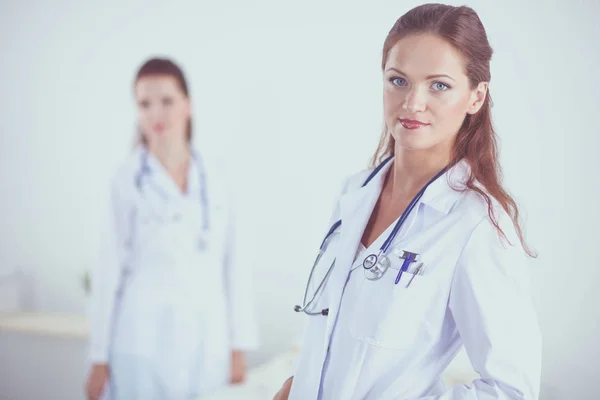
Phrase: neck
[
  {"left": 148, "top": 140, "right": 190, "bottom": 171},
  {"left": 387, "top": 145, "right": 451, "bottom": 199}
]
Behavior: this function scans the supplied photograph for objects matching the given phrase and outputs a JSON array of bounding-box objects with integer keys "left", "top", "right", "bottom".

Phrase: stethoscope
[
  {"left": 134, "top": 149, "right": 210, "bottom": 250},
  {"left": 294, "top": 156, "right": 448, "bottom": 316}
]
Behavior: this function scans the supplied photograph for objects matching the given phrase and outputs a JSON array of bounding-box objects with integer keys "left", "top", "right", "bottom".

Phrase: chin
[
  {"left": 152, "top": 132, "right": 172, "bottom": 142},
  {"left": 392, "top": 134, "right": 433, "bottom": 151}
]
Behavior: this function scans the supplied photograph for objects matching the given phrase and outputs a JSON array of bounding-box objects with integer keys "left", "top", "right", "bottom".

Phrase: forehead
[
  {"left": 385, "top": 33, "right": 468, "bottom": 80},
  {"left": 135, "top": 75, "right": 182, "bottom": 97}
]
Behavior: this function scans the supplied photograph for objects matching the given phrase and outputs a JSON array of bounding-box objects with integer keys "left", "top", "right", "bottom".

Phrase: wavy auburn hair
[{"left": 372, "top": 4, "right": 535, "bottom": 257}]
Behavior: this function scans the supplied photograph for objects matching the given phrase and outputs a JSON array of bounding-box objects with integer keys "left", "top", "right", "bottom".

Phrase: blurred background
[{"left": 0, "top": 0, "right": 598, "bottom": 399}]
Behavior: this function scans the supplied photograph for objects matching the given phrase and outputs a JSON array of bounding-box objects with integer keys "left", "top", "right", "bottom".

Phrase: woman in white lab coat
[
  {"left": 275, "top": 4, "right": 541, "bottom": 400},
  {"left": 85, "top": 58, "right": 259, "bottom": 400}
]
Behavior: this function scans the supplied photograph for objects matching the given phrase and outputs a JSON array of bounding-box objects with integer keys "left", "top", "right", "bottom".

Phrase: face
[
  {"left": 135, "top": 75, "right": 191, "bottom": 147},
  {"left": 383, "top": 33, "right": 487, "bottom": 154}
]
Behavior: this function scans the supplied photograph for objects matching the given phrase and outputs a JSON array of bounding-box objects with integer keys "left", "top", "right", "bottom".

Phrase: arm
[
  {"left": 416, "top": 216, "right": 542, "bottom": 399},
  {"left": 273, "top": 376, "right": 294, "bottom": 400},
  {"left": 222, "top": 197, "right": 260, "bottom": 355},
  {"left": 88, "top": 179, "right": 130, "bottom": 363}
]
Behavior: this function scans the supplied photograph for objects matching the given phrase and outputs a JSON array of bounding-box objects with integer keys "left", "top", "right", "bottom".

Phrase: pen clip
[
  {"left": 394, "top": 251, "right": 418, "bottom": 285},
  {"left": 405, "top": 262, "right": 423, "bottom": 288}
]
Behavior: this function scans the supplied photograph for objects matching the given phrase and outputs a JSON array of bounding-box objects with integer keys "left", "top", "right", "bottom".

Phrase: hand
[
  {"left": 230, "top": 350, "right": 246, "bottom": 384},
  {"left": 85, "top": 363, "right": 109, "bottom": 400},
  {"left": 273, "top": 376, "right": 293, "bottom": 400}
]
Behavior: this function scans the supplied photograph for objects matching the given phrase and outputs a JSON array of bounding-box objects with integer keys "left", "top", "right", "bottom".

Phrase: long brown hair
[
  {"left": 372, "top": 4, "right": 535, "bottom": 257},
  {"left": 134, "top": 57, "right": 192, "bottom": 145}
]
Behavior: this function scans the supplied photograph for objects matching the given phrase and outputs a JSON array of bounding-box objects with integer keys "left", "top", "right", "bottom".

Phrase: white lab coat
[
  {"left": 88, "top": 147, "right": 259, "bottom": 399},
  {"left": 289, "top": 158, "right": 542, "bottom": 400}
]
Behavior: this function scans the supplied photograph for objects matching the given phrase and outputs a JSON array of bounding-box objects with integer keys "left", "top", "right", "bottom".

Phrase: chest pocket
[
  {"left": 132, "top": 195, "right": 215, "bottom": 261},
  {"left": 133, "top": 201, "right": 182, "bottom": 250},
  {"left": 348, "top": 254, "right": 440, "bottom": 350}
]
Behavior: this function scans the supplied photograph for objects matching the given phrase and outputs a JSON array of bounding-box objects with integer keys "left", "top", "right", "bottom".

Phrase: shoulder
[
  {"left": 338, "top": 167, "right": 376, "bottom": 195},
  {"left": 449, "top": 171, "right": 515, "bottom": 231},
  {"left": 108, "top": 147, "right": 143, "bottom": 201},
  {"left": 194, "top": 149, "right": 233, "bottom": 210},
  {"left": 435, "top": 160, "right": 531, "bottom": 264},
  {"left": 339, "top": 156, "right": 395, "bottom": 195},
  {"left": 198, "top": 151, "right": 228, "bottom": 182},
  {"left": 455, "top": 184, "right": 529, "bottom": 268},
  {"left": 197, "top": 151, "right": 229, "bottom": 189},
  {"left": 454, "top": 207, "right": 533, "bottom": 293}
]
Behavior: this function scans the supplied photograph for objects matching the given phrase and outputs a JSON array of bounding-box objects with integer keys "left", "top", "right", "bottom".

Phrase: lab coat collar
[
  {"left": 339, "top": 156, "right": 471, "bottom": 217},
  {"left": 419, "top": 158, "right": 471, "bottom": 214},
  {"left": 338, "top": 161, "right": 391, "bottom": 224},
  {"left": 142, "top": 148, "right": 198, "bottom": 199},
  {"left": 326, "top": 164, "right": 389, "bottom": 339}
]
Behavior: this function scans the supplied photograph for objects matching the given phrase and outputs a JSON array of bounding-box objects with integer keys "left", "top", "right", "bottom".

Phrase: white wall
[{"left": 1, "top": 0, "right": 599, "bottom": 398}]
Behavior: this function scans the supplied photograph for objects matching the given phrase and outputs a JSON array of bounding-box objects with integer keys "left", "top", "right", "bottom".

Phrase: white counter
[
  {"left": 0, "top": 312, "right": 90, "bottom": 400},
  {"left": 0, "top": 312, "right": 88, "bottom": 339}
]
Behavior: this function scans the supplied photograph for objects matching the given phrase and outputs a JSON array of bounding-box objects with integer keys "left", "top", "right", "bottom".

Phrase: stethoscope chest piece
[
  {"left": 362, "top": 254, "right": 378, "bottom": 270},
  {"left": 364, "top": 255, "right": 390, "bottom": 280}
]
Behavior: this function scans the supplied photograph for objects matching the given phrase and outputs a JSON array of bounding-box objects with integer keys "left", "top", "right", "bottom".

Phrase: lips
[
  {"left": 152, "top": 122, "right": 165, "bottom": 133},
  {"left": 399, "top": 118, "right": 430, "bottom": 130}
]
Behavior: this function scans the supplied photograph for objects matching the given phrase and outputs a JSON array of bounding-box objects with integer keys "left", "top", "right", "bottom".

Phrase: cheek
[
  {"left": 383, "top": 88, "right": 404, "bottom": 117},
  {"left": 137, "top": 109, "right": 153, "bottom": 128},
  {"left": 432, "top": 94, "right": 469, "bottom": 126},
  {"left": 168, "top": 104, "right": 189, "bottom": 122}
]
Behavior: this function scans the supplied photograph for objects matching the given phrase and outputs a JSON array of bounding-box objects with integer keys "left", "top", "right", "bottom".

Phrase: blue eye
[
  {"left": 391, "top": 77, "right": 407, "bottom": 86},
  {"left": 432, "top": 82, "right": 450, "bottom": 91}
]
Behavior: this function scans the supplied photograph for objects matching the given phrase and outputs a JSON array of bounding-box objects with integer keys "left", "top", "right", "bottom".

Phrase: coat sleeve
[
  {"left": 412, "top": 214, "right": 542, "bottom": 399},
  {"left": 88, "top": 177, "right": 131, "bottom": 363},
  {"left": 221, "top": 175, "right": 260, "bottom": 351}
]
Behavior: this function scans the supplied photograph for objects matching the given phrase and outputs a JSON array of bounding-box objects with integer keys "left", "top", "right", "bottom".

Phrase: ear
[{"left": 467, "top": 82, "right": 488, "bottom": 115}]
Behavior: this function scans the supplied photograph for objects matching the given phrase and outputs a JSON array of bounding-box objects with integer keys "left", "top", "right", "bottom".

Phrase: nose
[
  {"left": 402, "top": 86, "right": 426, "bottom": 113},
  {"left": 146, "top": 108, "right": 167, "bottom": 128},
  {"left": 149, "top": 103, "right": 165, "bottom": 118}
]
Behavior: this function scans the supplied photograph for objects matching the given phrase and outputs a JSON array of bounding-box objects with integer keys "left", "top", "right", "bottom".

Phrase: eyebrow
[{"left": 385, "top": 67, "right": 456, "bottom": 82}]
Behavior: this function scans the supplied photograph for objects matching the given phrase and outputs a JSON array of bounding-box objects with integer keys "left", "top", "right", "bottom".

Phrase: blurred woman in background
[{"left": 85, "top": 57, "right": 258, "bottom": 400}]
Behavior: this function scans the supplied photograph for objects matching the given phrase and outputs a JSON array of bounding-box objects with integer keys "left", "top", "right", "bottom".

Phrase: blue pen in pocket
[{"left": 395, "top": 251, "right": 418, "bottom": 284}]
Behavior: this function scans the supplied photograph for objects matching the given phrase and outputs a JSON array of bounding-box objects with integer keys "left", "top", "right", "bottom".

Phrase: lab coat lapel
[
  {"left": 325, "top": 179, "right": 382, "bottom": 339},
  {"left": 146, "top": 151, "right": 185, "bottom": 199}
]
